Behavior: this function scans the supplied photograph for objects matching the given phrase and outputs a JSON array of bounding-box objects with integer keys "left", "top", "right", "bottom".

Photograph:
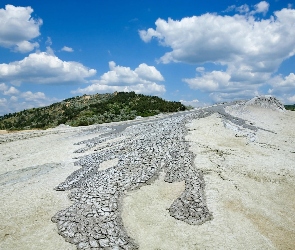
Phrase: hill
[
  {"left": 284, "top": 104, "right": 295, "bottom": 111},
  {"left": 0, "top": 92, "right": 186, "bottom": 130}
]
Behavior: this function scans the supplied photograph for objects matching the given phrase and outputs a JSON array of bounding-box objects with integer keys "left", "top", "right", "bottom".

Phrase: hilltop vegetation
[
  {"left": 284, "top": 104, "right": 295, "bottom": 111},
  {"left": 0, "top": 92, "right": 186, "bottom": 130}
]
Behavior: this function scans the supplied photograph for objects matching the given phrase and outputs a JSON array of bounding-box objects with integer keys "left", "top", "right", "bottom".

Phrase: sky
[{"left": 0, "top": 0, "right": 295, "bottom": 115}]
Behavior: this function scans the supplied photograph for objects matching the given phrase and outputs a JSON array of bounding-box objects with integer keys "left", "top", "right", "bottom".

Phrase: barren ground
[{"left": 0, "top": 106, "right": 294, "bottom": 249}]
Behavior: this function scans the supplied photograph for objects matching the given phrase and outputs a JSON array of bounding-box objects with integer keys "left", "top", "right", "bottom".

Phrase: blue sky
[{"left": 0, "top": 0, "right": 295, "bottom": 115}]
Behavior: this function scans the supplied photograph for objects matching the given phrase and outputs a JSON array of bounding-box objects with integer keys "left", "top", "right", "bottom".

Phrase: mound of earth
[{"left": 245, "top": 95, "right": 285, "bottom": 111}]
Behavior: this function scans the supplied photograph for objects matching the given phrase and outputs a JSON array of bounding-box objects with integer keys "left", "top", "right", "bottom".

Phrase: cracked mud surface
[{"left": 51, "top": 109, "right": 216, "bottom": 249}]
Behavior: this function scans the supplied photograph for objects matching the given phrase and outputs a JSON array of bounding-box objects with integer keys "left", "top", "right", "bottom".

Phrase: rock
[
  {"left": 89, "top": 238, "right": 99, "bottom": 247},
  {"left": 99, "top": 238, "right": 110, "bottom": 247}
]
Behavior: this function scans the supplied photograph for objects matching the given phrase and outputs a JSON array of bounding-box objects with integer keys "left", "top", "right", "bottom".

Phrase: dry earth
[{"left": 0, "top": 102, "right": 294, "bottom": 249}]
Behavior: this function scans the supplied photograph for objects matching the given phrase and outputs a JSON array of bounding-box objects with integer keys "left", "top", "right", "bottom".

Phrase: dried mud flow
[
  {"left": 50, "top": 101, "right": 269, "bottom": 250},
  {"left": 51, "top": 108, "right": 217, "bottom": 250}
]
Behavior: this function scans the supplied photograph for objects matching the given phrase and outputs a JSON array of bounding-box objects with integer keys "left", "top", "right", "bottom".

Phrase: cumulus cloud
[
  {"left": 0, "top": 83, "right": 7, "bottom": 91},
  {"left": 184, "top": 71, "right": 231, "bottom": 92},
  {"left": 15, "top": 41, "right": 39, "bottom": 53},
  {"left": 183, "top": 67, "right": 266, "bottom": 102},
  {"left": 61, "top": 46, "right": 74, "bottom": 52},
  {"left": 140, "top": 6, "right": 295, "bottom": 67},
  {"left": 21, "top": 91, "right": 46, "bottom": 101},
  {"left": 225, "top": 4, "right": 250, "bottom": 13},
  {"left": 3, "top": 86, "right": 19, "bottom": 95},
  {"left": 134, "top": 63, "right": 164, "bottom": 81},
  {"left": 139, "top": 28, "right": 162, "bottom": 43},
  {"left": 226, "top": 1, "right": 269, "bottom": 15},
  {"left": 253, "top": 1, "right": 269, "bottom": 15},
  {"left": 45, "top": 37, "right": 52, "bottom": 46},
  {"left": 10, "top": 96, "right": 18, "bottom": 102},
  {"left": 270, "top": 73, "right": 295, "bottom": 89},
  {"left": 196, "top": 67, "right": 205, "bottom": 73},
  {"left": 44, "top": 37, "right": 55, "bottom": 55},
  {"left": 0, "top": 52, "right": 96, "bottom": 85},
  {"left": 140, "top": 2, "right": 295, "bottom": 103},
  {"left": 267, "top": 73, "right": 295, "bottom": 102},
  {"left": 0, "top": 97, "right": 7, "bottom": 107},
  {"left": 46, "top": 46, "right": 55, "bottom": 56},
  {"left": 287, "top": 95, "right": 295, "bottom": 103},
  {"left": 209, "top": 90, "right": 261, "bottom": 103},
  {"left": 73, "top": 61, "right": 165, "bottom": 95},
  {"left": 180, "top": 99, "right": 200, "bottom": 107},
  {"left": 0, "top": 5, "right": 42, "bottom": 53},
  {"left": 0, "top": 84, "right": 59, "bottom": 115}
]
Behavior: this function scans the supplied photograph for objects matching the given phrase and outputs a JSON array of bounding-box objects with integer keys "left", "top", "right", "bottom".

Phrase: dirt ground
[
  {"left": 0, "top": 127, "right": 97, "bottom": 250},
  {"left": 1, "top": 107, "right": 295, "bottom": 249}
]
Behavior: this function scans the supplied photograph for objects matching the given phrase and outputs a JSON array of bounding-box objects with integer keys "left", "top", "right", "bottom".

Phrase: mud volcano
[{"left": 1, "top": 96, "right": 294, "bottom": 250}]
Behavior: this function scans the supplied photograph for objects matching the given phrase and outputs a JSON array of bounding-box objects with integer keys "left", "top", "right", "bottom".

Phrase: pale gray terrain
[{"left": 0, "top": 96, "right": 294, "bottom": 249}]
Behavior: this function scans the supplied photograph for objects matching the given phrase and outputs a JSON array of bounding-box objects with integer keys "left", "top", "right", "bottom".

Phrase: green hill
[
  {"left": 284, "top": 104, "right": 295, "bottom": 111},
  {"left": 0, "top": 92, "right": 186, "bottom": 130}
]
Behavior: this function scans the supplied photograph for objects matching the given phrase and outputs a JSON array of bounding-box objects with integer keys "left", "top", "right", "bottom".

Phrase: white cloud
[
  {"left": 224, "top": 1, "right": 269, "bottom": 16},
  {"left": 225, "top": 4, "right": 250, "bottom": 13},
  {"left": 0, "top": 84, "right": 59, "bottom": 115},
  {"left": 180, "top": 99, "right": 201, "bottom": 107},
  {"left": 46, "top": 46, "right": 55, "bottom": 56},
  {"left": 268, "top": 73, "right": 295, "bottom": 102},
  {"left": 3, "top": 86, "right": 19, "bottom": 95},
  {"left": 183, "top": 68, "right": 266, "bottom": 102},
  {"left": 0, "top": 5, "right": 42, "bottom": 53},
  {"left": 61, "top": 46, "right": 74, "bottom": 52},
  {"left": 209, "top": 89, "right": 260, "bottom": 103},
  {"left": 0, "top": 52, "right": 96, "bottom": 85},
  {"left": 184, "top": 71, "right": 231, "bottom": 92},
  {"left": 74, "top": 82, "right": 165, "bottom": 96},
  {"left": 237, "top": 4, "right": 250, "bottom": 13},
  {"left": 73, "top": 61, "right": 165, "bottom": 95},
  {"left": 134, "top": 63, "right": 164, "bottom": 81},
  {"left": 253, "top": 1, "right": 269, "bottom": 15},
  {"left": 10, "top": 96, "right": 18, "bottom": 102},
  {"left": 287, "top": 95, "right": 295, "bottom": 103},
  {"left": 140, "top": 7, "right": 295, "bottom": 67},
  {"left": 0, "top": 97, "right": 7, "bottom": 107},
  {"left": 15, "top": 41, "right": 39, "bottom": 53},
  {"left": 0, "top": 83, "right": 7, "bottom": 91},
  {"left": 45, "top": 37, "right": 52, "bottom": 46},
  {"left": 270, "top": 73, "right": 295, "bottom": 89},
  {"left": 224, "top": 5, "right": 236, "bottom": 12},
  {"left": 21, "top": 91, "right": 46, "bottom": 101},
  {"left": 139, "top": 28, "right": 162, "bottom": 43},
  {"left": 44, "top": 37, "right": 55, "bottom": 55},
  {"left": 196, "top": 67, "right": 205, "bottom": 73},
  {"left": 140, "top": 3, "right": 295, "bottom": 103}
]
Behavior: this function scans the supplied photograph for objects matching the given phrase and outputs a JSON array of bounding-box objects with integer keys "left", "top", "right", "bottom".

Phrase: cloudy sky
[{"left": 0, "top": 0, "right": 295, "bottom": 115}]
